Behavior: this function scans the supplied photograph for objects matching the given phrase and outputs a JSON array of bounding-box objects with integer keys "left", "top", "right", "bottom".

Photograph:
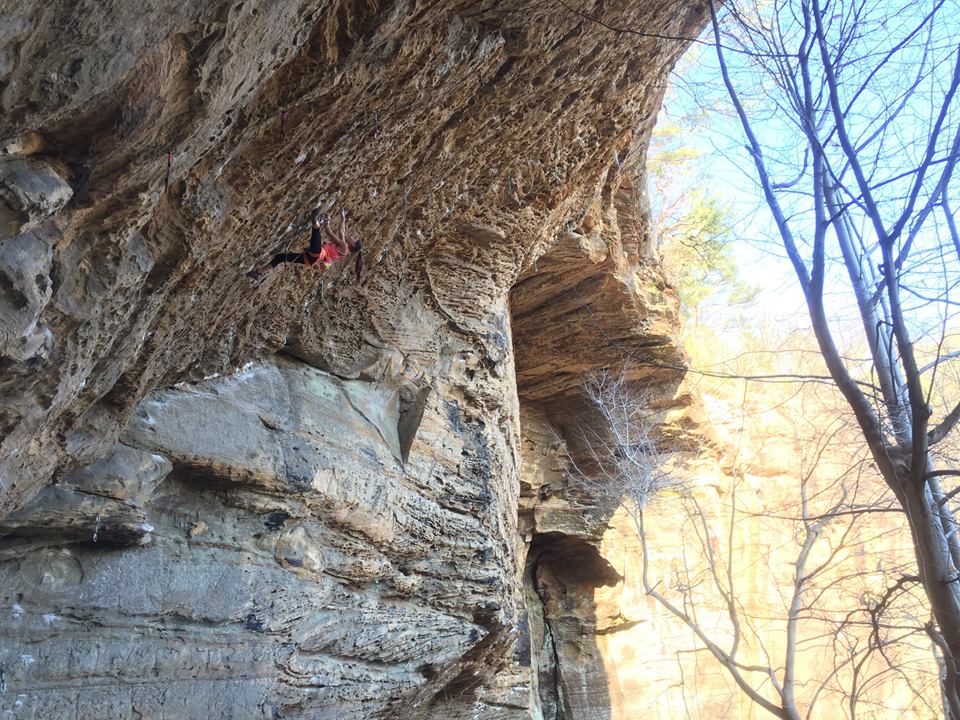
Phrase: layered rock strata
[
  {"left": 0, "top": 1, "right": 701, "bottom": 717},
  {"left": 2, "top": 359, "right": 522, "bottom": 718}
]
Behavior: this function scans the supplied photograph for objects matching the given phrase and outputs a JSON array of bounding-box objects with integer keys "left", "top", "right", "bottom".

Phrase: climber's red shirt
[{"left": 304, "top": 242, "right": 348, "bottom": 268}]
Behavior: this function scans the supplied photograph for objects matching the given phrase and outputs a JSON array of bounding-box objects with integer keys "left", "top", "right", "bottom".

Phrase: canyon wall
[
  {"left": 517, "top": 346, "right": 942, "bottom": 720},
  {"left": 0, "top": 1, "right": 700, "bottom": 718}
]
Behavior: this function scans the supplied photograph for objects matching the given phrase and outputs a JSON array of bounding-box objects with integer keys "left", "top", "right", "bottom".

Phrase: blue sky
[{"left": 652, "top": 0, "right": 960, "bottom": 368}]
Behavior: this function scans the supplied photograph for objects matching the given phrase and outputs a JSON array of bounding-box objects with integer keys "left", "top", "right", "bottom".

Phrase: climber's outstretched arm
[
  {"left": 324, "top": 212, "right": 350, "bottom": 255},
  {"left": 323, "top": 226, "right": 347, "bottom": 255}
]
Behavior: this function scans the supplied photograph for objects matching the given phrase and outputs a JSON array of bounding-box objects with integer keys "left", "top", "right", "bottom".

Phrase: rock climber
[{"left": 247, "top": 208, "right": 362, "bottom": 282}]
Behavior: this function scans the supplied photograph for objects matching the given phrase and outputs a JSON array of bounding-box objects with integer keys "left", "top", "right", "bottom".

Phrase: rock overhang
[{"left": 0, "top": 1, "right": 702, "bottom": 716}]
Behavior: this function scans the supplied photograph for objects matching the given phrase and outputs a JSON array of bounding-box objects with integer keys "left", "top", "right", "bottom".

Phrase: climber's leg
[
  {"left": 247, "top": 251, "right": 303, "bottom": 281},
  {"left": 308, "top": 225, "right": 323, "bottom": 254},
  {"left": 270, "top": 252, "right": 306, "bottom": 267}
]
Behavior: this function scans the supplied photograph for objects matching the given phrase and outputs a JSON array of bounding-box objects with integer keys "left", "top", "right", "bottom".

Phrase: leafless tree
[
  {"left": 699, "top": 0, "right": 960, "bottom": 713},
  {"left": 563, "top": 368, "right": 676, "bottom": 508},
  {"left": 567, "top": 367, "right": 942, "bottom": 719}
]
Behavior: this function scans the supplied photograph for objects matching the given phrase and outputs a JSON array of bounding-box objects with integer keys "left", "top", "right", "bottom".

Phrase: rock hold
[
  {"left": 0, "top": 229, "right": 54, "bottom": 362},
  {"left": 0, "top": 157, "right": 72, "bottom": 238},
  {"left": 62, "top": 444, "right": 173, "bottom": 505}
]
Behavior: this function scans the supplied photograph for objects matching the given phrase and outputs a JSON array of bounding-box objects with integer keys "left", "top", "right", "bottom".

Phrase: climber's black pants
[{"left": 270, "top": 226, "right": 322, "bottom": 267}]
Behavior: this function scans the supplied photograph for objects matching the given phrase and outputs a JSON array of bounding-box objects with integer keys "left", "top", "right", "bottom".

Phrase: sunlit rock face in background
[{"left": 0, "top": 1, "right": 703, "bottom": 718}]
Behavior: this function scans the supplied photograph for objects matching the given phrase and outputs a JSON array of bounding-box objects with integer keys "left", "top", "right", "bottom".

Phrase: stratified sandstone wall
[
  {"left": 0, "top": 1, "right": 702, "bottom": 717},
  {"left": 3, "top": 358, "right": 523, "bottom": 718},
  {"left": 512, "top": 183, "right": 687, "bottom": 719}
]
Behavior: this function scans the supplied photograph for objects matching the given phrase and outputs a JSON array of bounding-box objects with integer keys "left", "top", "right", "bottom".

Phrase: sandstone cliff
[{"left": 0, "top": 1, "right": 701, "bottom": 717}]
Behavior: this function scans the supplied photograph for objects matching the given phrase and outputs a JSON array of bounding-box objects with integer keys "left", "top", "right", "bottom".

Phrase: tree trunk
[{"left": 901, "top": 477, "right": 960, "bottom": 719}]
